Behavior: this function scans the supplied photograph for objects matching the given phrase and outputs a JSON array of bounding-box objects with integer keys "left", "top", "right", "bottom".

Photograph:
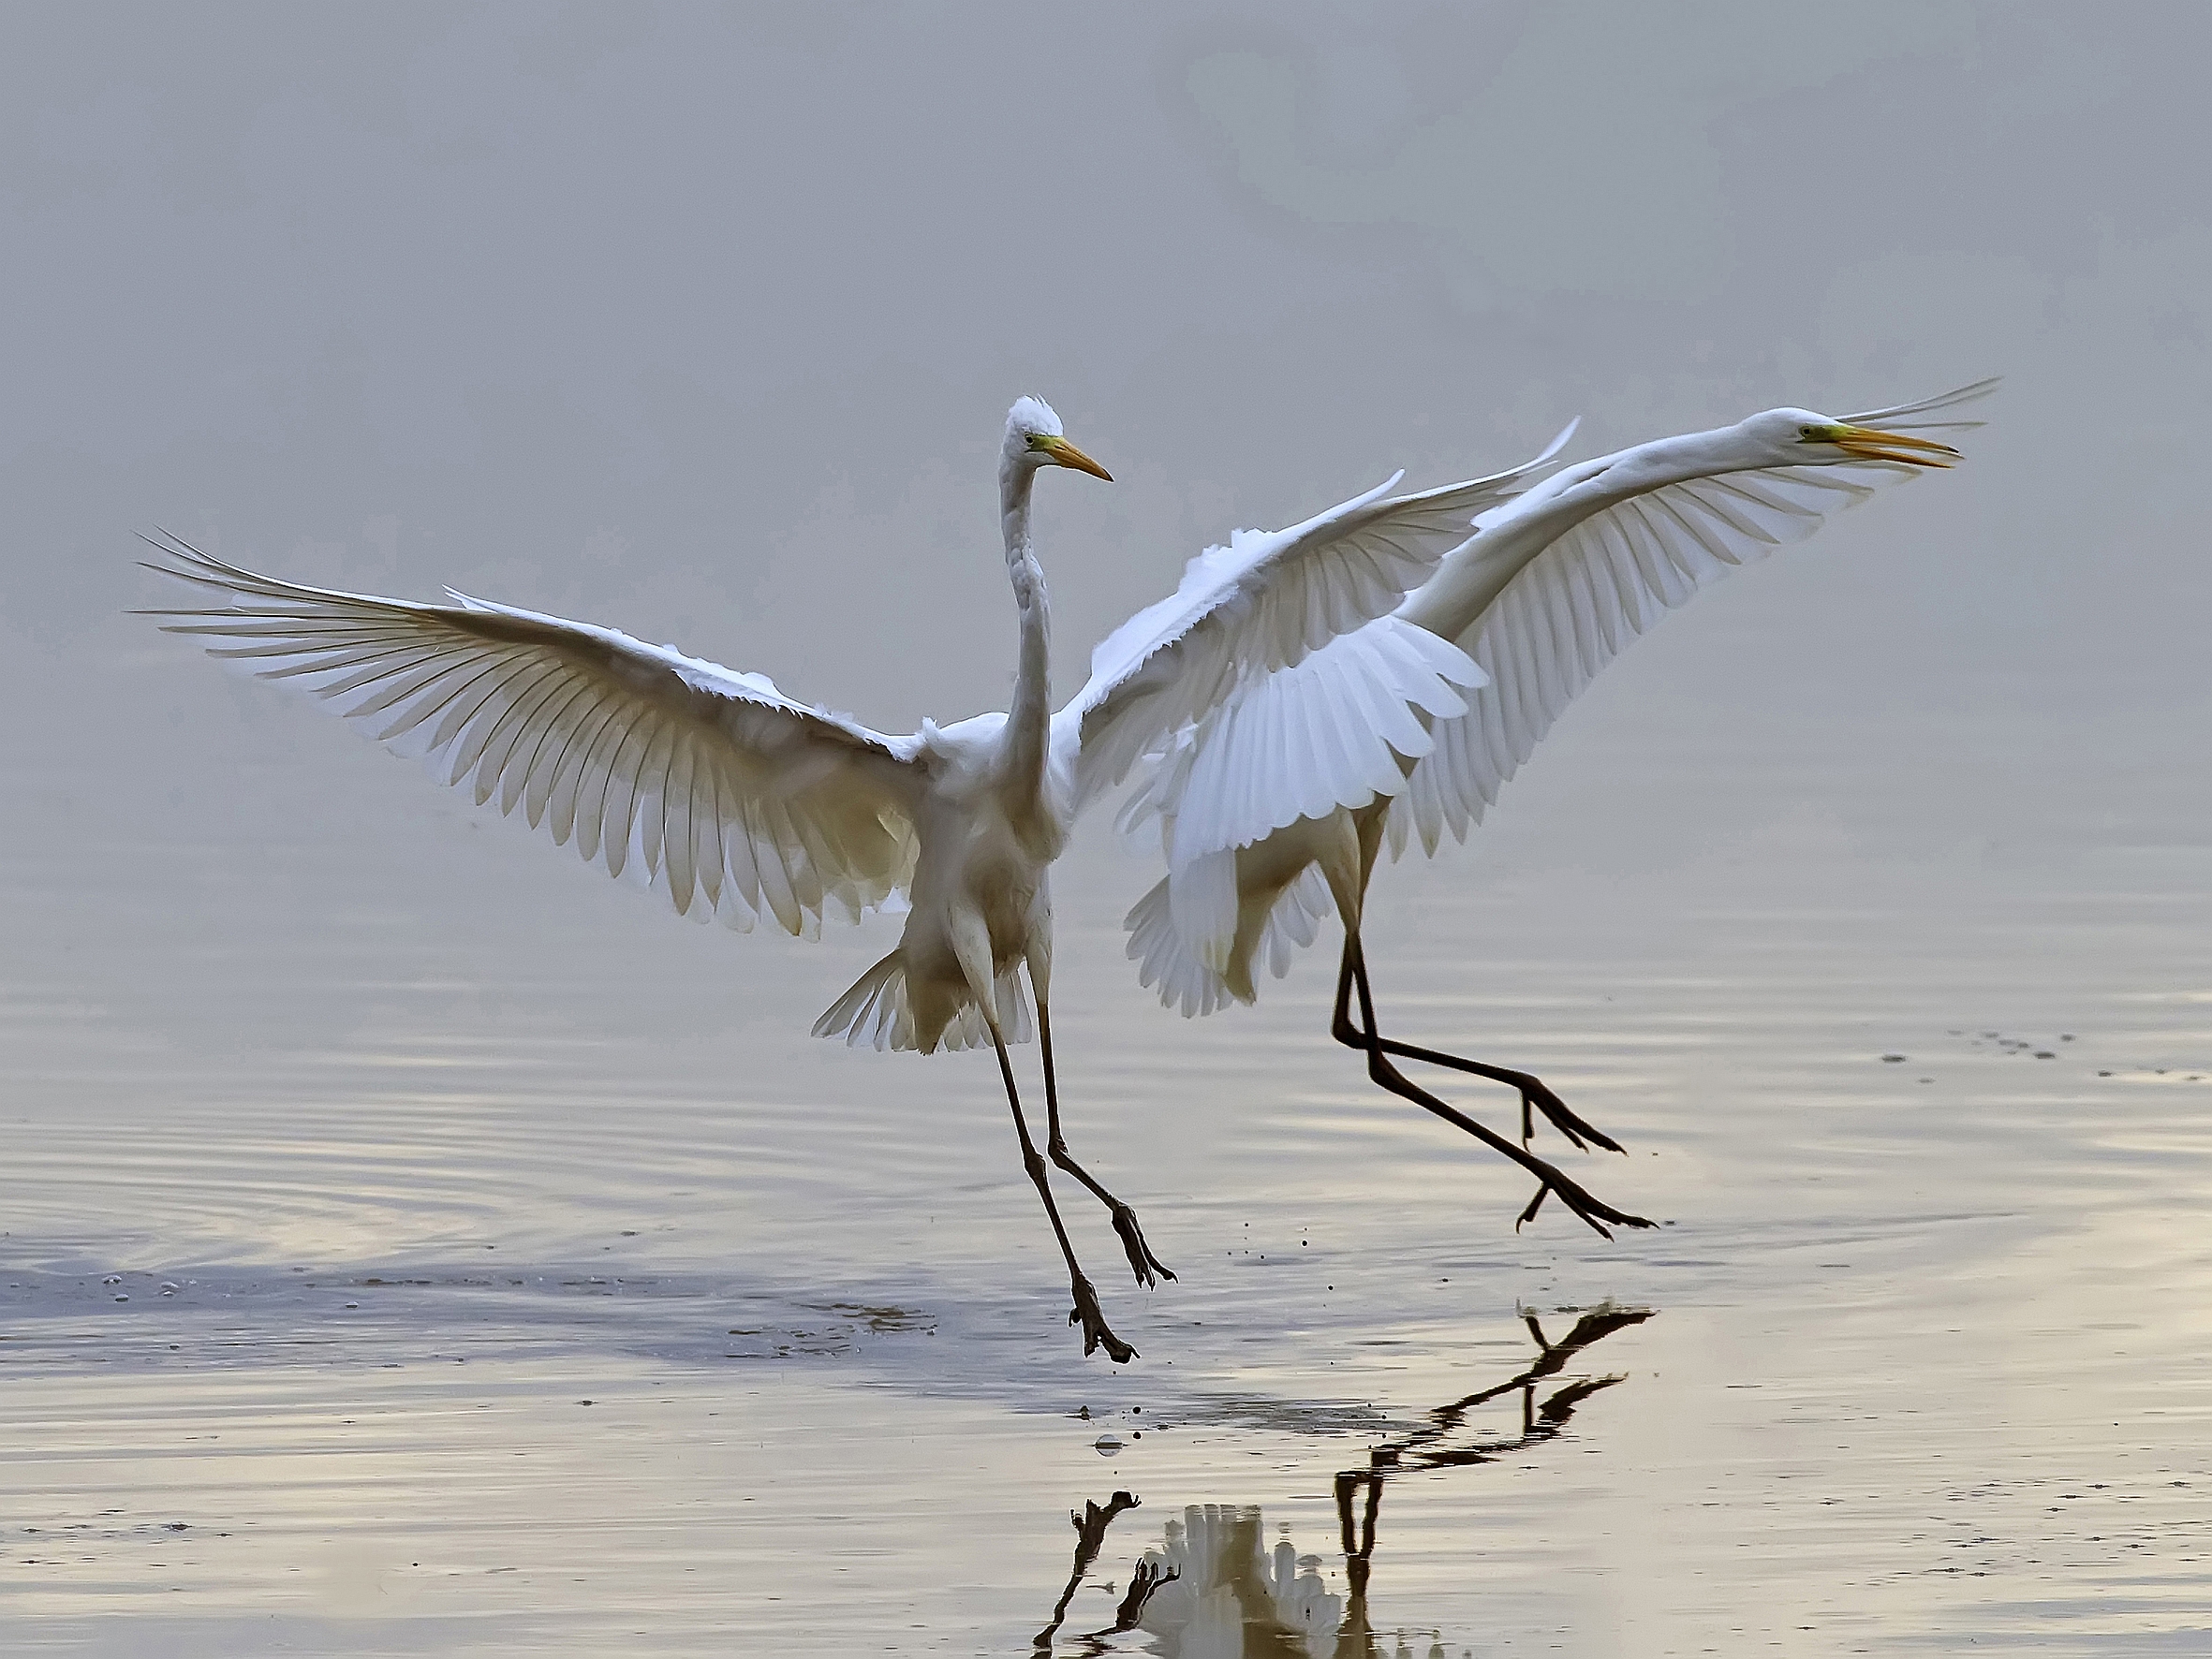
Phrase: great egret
[
  {"left": 143, "top": 396, "right": 1567, "bottom": 1361},
  {"left": 1121, "top": 381, "right": 1995, "bottom": 1235}
]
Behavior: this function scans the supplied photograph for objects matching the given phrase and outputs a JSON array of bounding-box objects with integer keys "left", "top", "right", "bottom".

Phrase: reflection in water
[
  {"left": 1143, "top": 1506, "right": 1342, "bottom": 1656},
  {"left": 1329, "top": 1303, "right": 1653, "bottom": 1654},
  {"left": 1037, "top": 1305, "right": 1653, "bottom": 1655},
  {"left": 1033, "top": 1490, "right": 1176, "bottom": 1652}
]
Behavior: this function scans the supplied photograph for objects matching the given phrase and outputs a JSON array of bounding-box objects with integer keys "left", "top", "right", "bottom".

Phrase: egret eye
[{"left": 1798, "top": 425, "right": 1818, "bottom": 440}]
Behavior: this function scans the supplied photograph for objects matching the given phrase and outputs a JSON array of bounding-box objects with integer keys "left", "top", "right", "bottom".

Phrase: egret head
[
  {"left": 1006, "top": 396, "right": 1113, "bottom": 480},
  {"left": 1747, "top": 407, "right": 1959, "bottom": 469}
]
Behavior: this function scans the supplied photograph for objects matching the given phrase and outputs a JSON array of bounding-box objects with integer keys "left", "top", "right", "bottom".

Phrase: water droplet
[
  {"left": 1093, "top": 1435, "right": 1125, "bottom": 1455},
  {"left": 101, "top": 1274, "right": 122, "bottom": 1286},
  {"left": 159, "top": 1282, "right": 180, "bottom": 1296},
  {"left": 1880, "top": 1054, "right": 1906, "bottom": 1063}
]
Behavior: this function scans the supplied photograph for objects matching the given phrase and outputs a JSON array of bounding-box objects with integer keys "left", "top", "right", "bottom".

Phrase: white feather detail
[
  {"left": 141, "top": 536, "right": 924, "bottom": 940},
  {"left": 810, "top": 950, "right": 1034, "bottom": 1053},
  {"left": 1124, "top": 860, "right": 1335, "bottom": 1017},
  {"left": 1118, "top": 616, "right": 1485, "bottom": 866},
  {"left": 1387, "top": 458, "right": 1914, "bottom": 859},
  {"left": 1058, "top": 424, "right": 1576, "bottom": 814},
  {"left": 1166, "top": 845, "right": 1241, "bottom": 976}
]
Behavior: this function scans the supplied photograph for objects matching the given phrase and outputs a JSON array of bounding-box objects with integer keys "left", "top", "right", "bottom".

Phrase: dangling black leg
[
  {"left": 988, "top": 1027, "right": 1137, "bottom": 1363},
  {"left": 1328, "top": 932, "right": 1627, "bottom": 1153},
  {"left": 1039, "top": 1005, "right": 1175, "bottom": 1287},
  {"left": 1332, "top": 931, "right": 1652, "bottom": 1239}
]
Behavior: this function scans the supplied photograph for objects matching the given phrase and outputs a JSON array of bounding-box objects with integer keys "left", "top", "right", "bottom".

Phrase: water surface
[{"left": 6, "top": 683, "right": 2210, "bottom": 1655}]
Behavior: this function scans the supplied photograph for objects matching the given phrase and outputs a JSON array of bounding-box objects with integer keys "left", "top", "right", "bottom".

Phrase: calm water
[{"left": 5, "top": 664, "right": 2210, "bottom": 1655}]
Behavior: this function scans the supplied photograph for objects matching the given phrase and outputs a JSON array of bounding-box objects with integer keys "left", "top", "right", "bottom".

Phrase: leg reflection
[
  {"left": 1031, "top": 1307, "right": 1657, "bottom": 1652},
  {"left": 1032, "top": 1490, "right": 1144, "bottom": 1652}
]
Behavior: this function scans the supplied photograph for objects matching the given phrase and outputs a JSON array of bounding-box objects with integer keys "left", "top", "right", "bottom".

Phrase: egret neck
[{"left": 997, "top": 433, "right": 1054, "bottom": 822}]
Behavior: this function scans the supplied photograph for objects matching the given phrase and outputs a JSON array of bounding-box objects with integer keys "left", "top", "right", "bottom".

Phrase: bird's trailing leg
[
  {"left": 1334, "top": 931, "right": 1653, "bottom": 1239},
  {"left": 988, "top": 1027, "right": 1137, "bottom": 1363},
  {"left": 1037, "top": 1001, "right": 1175, "bottom": 1288},
  {"left": 1328, "top": 929, "right": 1625, "bottom": 1154}
]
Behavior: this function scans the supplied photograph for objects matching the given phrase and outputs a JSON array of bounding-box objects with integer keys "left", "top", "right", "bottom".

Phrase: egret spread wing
[
  {"left": 1389, "top": 448, "right": 1970, "bottom": 859},
  {"left": 141, "top": 535, "right": 924, "bottom": 937},
  {"left": 1057, "top": 425, "right": 1575, "bottom": 817}
]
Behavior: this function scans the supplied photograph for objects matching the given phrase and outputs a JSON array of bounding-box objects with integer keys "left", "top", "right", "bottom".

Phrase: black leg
[
  {"left": 1329, "top": 936, "right": 1625, "bottom": 1154},
  {"left": 1332, "top": 932, "right": 1653, "bottom": 1239},
  {"left": 990, "top": 1027, "right": 1137, "bottom": 1363},
  {"left": 1038, "top": 1005, "right": 1175, "bottom": 1287}
]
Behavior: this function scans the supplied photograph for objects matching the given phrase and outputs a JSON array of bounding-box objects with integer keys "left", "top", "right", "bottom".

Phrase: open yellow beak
[
  {"left": 1827, "top": 425, "right": 1960, "bottom": 468},
  {"left": 1039, "top": 435, "right": 1113, "bottom": 481}
]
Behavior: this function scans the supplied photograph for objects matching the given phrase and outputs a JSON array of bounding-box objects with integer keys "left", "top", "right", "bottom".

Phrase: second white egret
[{"left": 1123, "top": 381, "right": 1995, "bottom": 1234}]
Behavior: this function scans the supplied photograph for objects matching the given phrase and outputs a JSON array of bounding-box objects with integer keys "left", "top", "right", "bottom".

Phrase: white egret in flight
[
  {"left": 1122, "top": 381, "right": 1996, "bottom": 1236},
  {"left": 144, "top": 396, "right": 1567, "bottom": 1361}
]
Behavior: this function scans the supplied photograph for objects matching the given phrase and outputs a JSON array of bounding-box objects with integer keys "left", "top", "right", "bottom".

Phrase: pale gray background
[{"left": 4, "top": 0, "right": 2205, "bottom": 1149}]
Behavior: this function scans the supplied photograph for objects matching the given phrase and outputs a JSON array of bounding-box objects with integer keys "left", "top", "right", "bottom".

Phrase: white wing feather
[
  {"left": 1116, "top": 616, "right": 1484, "bottom": 866},
  {"left": 1389, "top": 410, "right": 1987, "bottom": 858},
  {"left": 142, "top": 536, "right": 924, "bottom": 939},
  {"left": 1056, "top": 425, "right": 1575, "bottom": 811},
  {"left": 1125, "top": 859, "right": 1332, "bottom": 1018}
]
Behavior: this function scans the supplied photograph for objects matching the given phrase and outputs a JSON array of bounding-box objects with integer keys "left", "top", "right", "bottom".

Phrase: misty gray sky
[{"left": 4, "top": 3, "right": 2206, "bottom": 1046}]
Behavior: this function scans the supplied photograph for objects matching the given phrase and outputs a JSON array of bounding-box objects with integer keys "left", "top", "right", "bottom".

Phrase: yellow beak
[
  {"left": 1828, "top": 425, "right": 1960, "bottom": 468},
  {"left": 1039, "top": 435, "right": 1113, "bottom": 481}
]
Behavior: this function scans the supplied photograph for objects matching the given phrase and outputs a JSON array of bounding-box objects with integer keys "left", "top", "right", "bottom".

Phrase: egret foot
[
  {"left": 1516, "top": 1169, "right": 1655, "bottom": 1239},
  {"left": 1069, "top": 1276, "right": 1137, "bottom": 1364},
  {"left": 1499, "top": 1065, "right": 1622, "bottom": 1153},
  {"left": 1110, "top": 1203, "right": 1176, "bottom": 1288}
]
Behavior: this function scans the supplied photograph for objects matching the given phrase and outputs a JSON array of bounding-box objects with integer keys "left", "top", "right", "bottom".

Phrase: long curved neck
[
  {"left": 998, "top": 455, "right": 1051, "bottom": 791},
  {"left": 1398, "top": 427, "right": 1745, "bottom": 644}
]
